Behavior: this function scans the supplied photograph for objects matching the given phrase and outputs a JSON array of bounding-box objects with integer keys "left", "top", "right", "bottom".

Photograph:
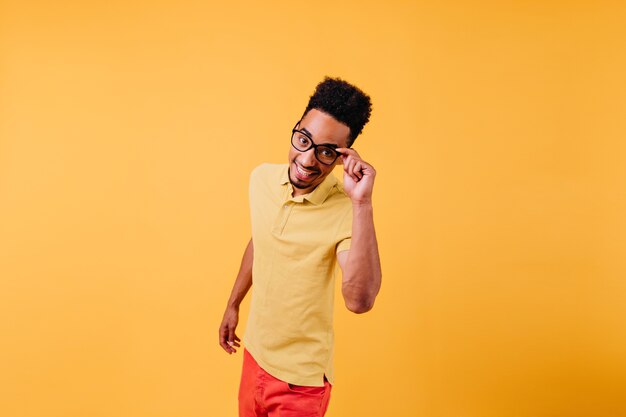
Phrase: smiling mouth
[{"left": 293, "top": 162, "right": 319, "bottom": 180}]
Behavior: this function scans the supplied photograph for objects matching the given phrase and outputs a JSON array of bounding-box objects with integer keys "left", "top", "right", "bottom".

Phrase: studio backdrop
[{"left": 1, "top": 1, "right": 625, "bottom": 416}]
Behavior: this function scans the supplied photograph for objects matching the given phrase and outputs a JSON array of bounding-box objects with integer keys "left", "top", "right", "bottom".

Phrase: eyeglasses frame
[{"left": 290, "top": 120, "right": 344, "bottom": 166}]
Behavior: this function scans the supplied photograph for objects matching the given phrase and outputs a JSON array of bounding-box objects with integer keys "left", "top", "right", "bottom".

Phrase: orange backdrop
[{"left": 1, "top": 1, "right": 625, "bottom": 416}]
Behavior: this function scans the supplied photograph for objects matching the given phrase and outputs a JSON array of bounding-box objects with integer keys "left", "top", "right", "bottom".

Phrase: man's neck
[{"left": 291, "top": 187, "right": 311, "bottom": 197}]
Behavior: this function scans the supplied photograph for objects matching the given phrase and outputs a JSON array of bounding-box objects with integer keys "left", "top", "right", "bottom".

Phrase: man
[{"left": 219, "top": 76, "right": 382, "bottom": 417}]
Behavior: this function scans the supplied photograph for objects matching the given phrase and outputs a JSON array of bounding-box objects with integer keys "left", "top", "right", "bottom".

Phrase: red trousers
[{"left": 238, "top": 349, "right": 332, "bottom": 417}]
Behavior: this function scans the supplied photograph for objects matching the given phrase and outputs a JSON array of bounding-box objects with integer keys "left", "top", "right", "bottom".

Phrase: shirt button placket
[{"left": 272, "top": 201, "right": 293, "bottom": 236}]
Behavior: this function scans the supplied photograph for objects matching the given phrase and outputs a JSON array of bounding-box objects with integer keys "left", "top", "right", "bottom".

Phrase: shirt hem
[{"left": 243, "top": 339, "right": 333, "bottom": 387}]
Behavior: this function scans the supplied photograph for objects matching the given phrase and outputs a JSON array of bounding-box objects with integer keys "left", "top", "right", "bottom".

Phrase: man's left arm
[{"left": 336, "top": 148, "right": 382, "bottom": 314}]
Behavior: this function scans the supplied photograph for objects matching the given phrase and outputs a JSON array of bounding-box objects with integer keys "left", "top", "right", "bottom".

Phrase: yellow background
[{"left": 1, "top": 1, "right": 625, "bottom": 416}]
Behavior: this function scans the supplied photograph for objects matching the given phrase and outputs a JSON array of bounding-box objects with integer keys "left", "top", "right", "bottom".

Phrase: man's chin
[
  {"left": 288, "top": 167, "right": 314, "bottom": 189},
  {"left": 289, "top": 176, "right": 312, "bottom": 189}
]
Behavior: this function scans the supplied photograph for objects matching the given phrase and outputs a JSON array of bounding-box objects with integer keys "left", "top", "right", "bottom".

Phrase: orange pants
[{"left": 238, "top": 349, "right": 332, "bottom": 417}]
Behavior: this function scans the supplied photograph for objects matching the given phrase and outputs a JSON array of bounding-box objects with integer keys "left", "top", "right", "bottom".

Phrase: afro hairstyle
[{"left": 301, "top": 76, "right": 372, "bottom": 147}]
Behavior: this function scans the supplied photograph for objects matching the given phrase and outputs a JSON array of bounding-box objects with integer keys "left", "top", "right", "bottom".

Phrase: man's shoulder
[
  {"left": 326, "top": 177, "right": 351, "bottom": 205},
  {"left": 251, "top": 163, "right": 287, "bottom": 180}
]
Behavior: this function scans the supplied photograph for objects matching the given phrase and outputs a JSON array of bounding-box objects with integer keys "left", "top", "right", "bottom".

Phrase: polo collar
[{"left": 280, "top": 164, "right": 337, "bottom": 205}]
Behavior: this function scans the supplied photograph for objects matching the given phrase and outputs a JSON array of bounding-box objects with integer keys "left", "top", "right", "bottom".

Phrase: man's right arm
[{"left": 218, "top": 238, "right": 253, "bottom": 354}]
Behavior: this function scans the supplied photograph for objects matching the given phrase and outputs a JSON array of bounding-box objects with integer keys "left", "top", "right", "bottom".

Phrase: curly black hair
[{"left": 301, "top": 76, "right": 372, "bottom": 147}]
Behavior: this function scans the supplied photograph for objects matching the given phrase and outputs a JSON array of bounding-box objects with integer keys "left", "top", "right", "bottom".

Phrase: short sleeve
[
  {"left": 336, "top": 237, "right": 351, "bottom": 254},
  {"left": 335, "top": 205, "right": 353, "bottom": 254}
]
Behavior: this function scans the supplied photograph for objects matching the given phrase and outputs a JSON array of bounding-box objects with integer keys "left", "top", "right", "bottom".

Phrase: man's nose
[{"left": 300, "top": 147, "right": 317, "bottom": 168}]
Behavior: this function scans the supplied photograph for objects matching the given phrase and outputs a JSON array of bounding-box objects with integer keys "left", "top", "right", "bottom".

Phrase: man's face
[{"left": 288, "top": 108, "right": 351, "bottom": 196}]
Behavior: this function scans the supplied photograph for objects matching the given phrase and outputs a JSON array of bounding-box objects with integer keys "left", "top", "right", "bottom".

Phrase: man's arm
[
  {"left": 219, "top": 238, "right": 253, "bottom": 354},
  {"left": 336, "top": 147, "right": 382, "bottom": 314}
]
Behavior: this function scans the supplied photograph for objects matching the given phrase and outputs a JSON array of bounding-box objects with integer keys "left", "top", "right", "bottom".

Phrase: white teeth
[{"left": 296, "top": 165, "right": 314, "bottom": 177}]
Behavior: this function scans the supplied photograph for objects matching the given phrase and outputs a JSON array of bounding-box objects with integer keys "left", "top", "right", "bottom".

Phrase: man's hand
[
  {"left": 336, "top": 148, "right": 376, "bottom": 204},
  {"left": 219, "top": 238, "right": 253, "bottom": 354},
  {"left": 219, "top": 306, "right": 241, "bottom": 354}
]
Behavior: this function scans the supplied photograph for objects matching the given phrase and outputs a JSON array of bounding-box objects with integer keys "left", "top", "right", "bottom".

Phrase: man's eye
[
  {"left": 299, "top": 136, "right": 310, "bottom": 145},
  {"left": 320, "top": 149, "right": 333, "bottom": 157}
]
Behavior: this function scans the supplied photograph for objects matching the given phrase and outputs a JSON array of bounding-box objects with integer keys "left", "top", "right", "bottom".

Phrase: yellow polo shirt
[{"left": 243, "top": 163, "right": 352, "bottom": 387}]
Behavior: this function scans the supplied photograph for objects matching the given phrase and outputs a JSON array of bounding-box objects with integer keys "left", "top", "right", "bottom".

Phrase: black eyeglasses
[{"left": 291, "top": 121, "right": 342, "bottom": 166}]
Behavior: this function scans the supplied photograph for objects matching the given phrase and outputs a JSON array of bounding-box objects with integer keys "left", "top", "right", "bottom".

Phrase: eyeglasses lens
[{"left": 291, "top": 131, "right": 338, "bottom": 165}]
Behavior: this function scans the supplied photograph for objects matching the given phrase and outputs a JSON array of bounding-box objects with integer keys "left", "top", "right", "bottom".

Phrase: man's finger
[
  {"left": 348, "top": 160, "right": 359, "bottom": 182},
  {"left": 342, "top": 153, "right": 366, "bottom": 180},
  {"left": 336, "top": 147, "right": 360, "bottom": 158},
  {"left": 231, "top": 332, "right": 240, "bottom": 347},
  {"left": 354, "top": 162, "right": 363, "bottom": 179},
  {"left": 219, "top": 325, "right": 236, "bottom": 353},
  {"left": 219, "top": 337, "right": 232, "bottom": 353},
  {"left": 344, "top": 156, "right": 354, "bottom": 170},
  {"left": 344, "top": 159, "right": 356, "bottom": 181}
]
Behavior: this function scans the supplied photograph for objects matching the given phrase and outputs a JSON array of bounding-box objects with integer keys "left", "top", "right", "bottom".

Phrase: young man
[{"left": 219, "top": 77, "right": 382, "bottom": 417}]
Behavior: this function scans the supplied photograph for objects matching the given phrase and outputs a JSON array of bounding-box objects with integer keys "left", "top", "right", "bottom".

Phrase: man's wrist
[{"left": 352, "top": 199, "right": 373, "bottom": 208}]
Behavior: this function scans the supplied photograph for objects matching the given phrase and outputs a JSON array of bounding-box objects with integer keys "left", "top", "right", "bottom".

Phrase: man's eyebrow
[
  {"left": 300, "top": 127, "right": 338, "bottom": 147},
  {"left": 301, "top": 127, "right": 314, "bottom": 138}
]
